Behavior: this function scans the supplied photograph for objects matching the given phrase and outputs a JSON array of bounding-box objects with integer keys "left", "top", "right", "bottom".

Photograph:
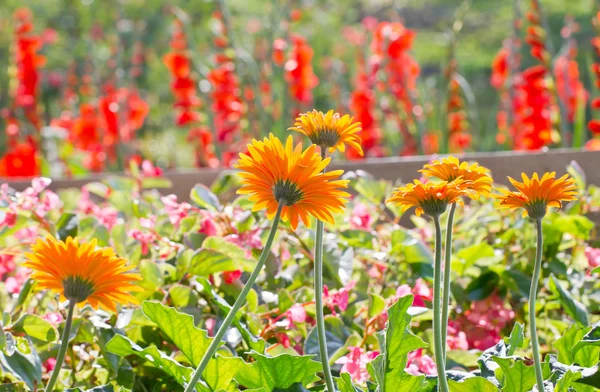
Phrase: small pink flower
[
  {"left": 42, "top": 358, "right": 57, "bottom": 373},
  {"left": 43, "top": 312, "right": 64, "bottom": 326},
  {"left": 350, "top": 202, "right": 374, "bottom": 230},
  {"left": 14, "top": 226, "right": 39, "bottom": 244},
  {"left": 0, "top": 253, "right": 16, "bottom": 279},
  {"left": 0, "top": 208, "right": 17, "bottom": 227},
  {"left": 585, "top": 246, "right": 600, "bottom": 269},
  {"left": 199, "top": 216, "right": 219, "bottom": 236},
  {"left": 323, "top": 281, "right": 356, "bottom": 314},
  {"left": 5, "top": 269, "right": 30, "bottom": 294},
  {"left": 446, "top": 321, "right": 469, "bottom": 351},
  {"left": 287, "top": 304, "right": 307, "bottom": 324},
  {"left": 161, "top": 195, "right": 192, "bottom": 227},
  {"left": 31, "top": 177, "right": 51, "bottom": 193},
  {"left": 406, "top": 349, "right": 436, "bottom": 376},
  {"left": 205, "top": 318, "right": 216, "bottom": 337},
  {"left": 395, "top": 278, "right": 432, "bottom": 307},
  {"left": 141, "top": 160, "right": 163, "bottom": 177},
  {"left": 336, "top": 346, "right": 379, "bottom": 384}
]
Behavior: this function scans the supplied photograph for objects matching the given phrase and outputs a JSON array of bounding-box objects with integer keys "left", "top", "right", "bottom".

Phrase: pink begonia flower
[
  {"left": 585, "top": 246, "right": 600, "bottom": 269},
  {"left": 199, "top": 216, "right": 219, "bottom": 236},
  {"left": 78, "top": 189, "right": 119, "bottom": 229},
  {"left": 0, "top": 208, "right": 17, "bottom": 227},
  {"left": 141, "top": 160, "right": 163, "bottom": 177},
  {"left": 350, "top": 202, "right": 374, "bottom": 230},
  {"left": 336, "top": 346, "right": 380, "bottom": 384},
  {"left": 205, "top": 318, "right": 216, "bottom": 337},
  {"left": 128, "top": 216, "right": 158, "bottom": 255},
  {"left": 5, "top": 269, "right": 30, "bottom": 294},
  {"left": 405, "top": 349, "right": 437, "bottom": 376},
  {"left": 31, "top": 177, "right": 51, "bottom": 193},
  {"left": 323, "top": 281, "right": 356, "bottom": 314},
  {"left": 226, "top": 229, "right": 263, "bottom": 257},
  {"left": 43, "top": 312, "right": 64, "bottom": 326},
  {"left": 287, "top": 304, "right": 307, "bottom": 324},
  {"left": 42, "top": 358, "right": 57, "bottom": 373},
  {"left": 395, "top": 278, "right": 432, "bottom": 307},
  {"left": 0, "top": 253, "right": 16, "bottom": 279},
  {"left": 161, "top": 195, "right": 192, "bottom": 227},
  {"left": 14, "top": 226, "right": 39, "bottom": 244},
  {"left": 35, "top": 190, "right": 60, "bottom": 217},
  {"left": 446, "top": 321, "right": 469, "bottom": 351}
]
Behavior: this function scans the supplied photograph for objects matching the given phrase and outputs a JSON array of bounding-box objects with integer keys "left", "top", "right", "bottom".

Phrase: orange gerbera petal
[
  {"left": 386, "top": 179, "right": 471, "bottom": 217},
  {"left": 420, "top": 155, "right": 493, "bottom": 198},
  {"left": 289, "top": 109, "right": 363, "bottom": 156},
  {"left": 23, "top": 236, "right": 142, "bottom": 312},
  {"left": 234, "top": 134, "right": 350, "bottom": 230},
  {"left": 493, "top": 172, "right": 578, "bottom": 219}
]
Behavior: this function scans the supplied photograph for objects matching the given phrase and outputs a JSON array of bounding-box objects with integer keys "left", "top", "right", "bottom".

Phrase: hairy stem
[
  {"left": 433, "top": 215, "right": 449, "bottom": 392},
  {"left": 530, "top": 218, "right": 545, "bottom": 392},
  {"left": 441, "top": 202, "right": 456, "bottom": 358},
  {"left": 45, "top": 301, "right": 76, "bottom": 392}
]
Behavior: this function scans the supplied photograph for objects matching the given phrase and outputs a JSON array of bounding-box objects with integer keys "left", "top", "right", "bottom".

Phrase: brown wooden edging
[{"left": 3, "top": 149, "right": 600, "bottom": 200}]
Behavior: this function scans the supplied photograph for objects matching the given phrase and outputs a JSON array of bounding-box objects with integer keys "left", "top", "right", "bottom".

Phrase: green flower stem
[
  {"left": 530, "top": 218, "right": 545, "bottom": 392},
  {"left": 433, "top": 215, "right": 449, "bottom": 392},
  {"left": 314, "top": 146, "right": 336, "bottom": 391},
  {"left": 184, "top": 200, "right": 285, "bottom": 392},
  {"left": 441, "top": 202, "right": 457, "bottom": 359},
  {"left": 315, "top": 218, "right": 336, "bottom": 391},
  {"left": 45, "top": 301, "right": 76, "bottom": 392}
]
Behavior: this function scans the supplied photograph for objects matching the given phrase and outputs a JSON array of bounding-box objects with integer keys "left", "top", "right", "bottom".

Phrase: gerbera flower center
[
  {"left": 63, "top": 275, "right": 95, "bottom": 303},
  {"left": 273, "top": 180, "right": 303, "bottom": 206},
  {"left": 310, "top": 128, "right": 340, "bottom": 149}
]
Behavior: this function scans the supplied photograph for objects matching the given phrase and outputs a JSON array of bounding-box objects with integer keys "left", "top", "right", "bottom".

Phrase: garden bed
[{"left": 4, "top": 149, "right": 600, "bottom": 200}]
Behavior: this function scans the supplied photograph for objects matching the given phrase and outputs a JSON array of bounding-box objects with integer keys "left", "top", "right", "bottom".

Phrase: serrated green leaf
[
  {"left": 504, "top": 323, "right": 525, "bottom": 356},
  {"left": 189, "top": 236, "right": 256, "bottom": 276},
  {"left": 139, "top": 260, "right": 164, "bottom": 293},
  {"left": 105, "top": 334, "right": 192, "bottom": 386},
  {"left": 549, "top": 275, "right": 589, "bottom": 326},
  {"left": 142, "top": 301, "right": 216, "bottom": 367},
  {"left": 492, "top": 357, "right": 536, "bottom": 392},
  {"left": 11, "top": 314, "right": 58, "bottom": 342},
  {"left": 0, "top": 343, "right": 42, "bottom": 389},
  {"left": 168, "top": 285, "right": 198, "bottom": 308},
  {"left": 448, "top": 377, "right": 499, "bottom": 392},
  {"left": 573, "top": 325, "right": 600, "bottom": 357},
  {"left": 234, "top": 352, "right": 321, "bottom": 390},
  {"left": 369, "top": 293, "right": 386, "bottom": 318},
  {"left": 372, "top": 295, "right": 428, "bottom": 392},
  {"left": 555, "top": 325, "right": 600, "bottom": 368},
  {"left": 337, "top": 372, "right": 363, "bottom": 392}
]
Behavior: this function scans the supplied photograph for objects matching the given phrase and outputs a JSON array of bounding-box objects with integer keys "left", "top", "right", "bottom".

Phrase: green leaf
[
  {"left": 142, "top": 301, "right": 216, "bottom": 367},
  {"left": 555, "top": 325, "right": 600, "bottom": 367},
  {"left": 188, "top": 236, "right": 256, "bottom": 276},
  {"left": 105, "top": 334, "right": 192, "bottom": 386},
  {"left": 455, "top": 243, "right": 495, "bottom": 275},
  {"left": 549, "top": 274, "right": 589, "bottom": 326},
  {"left": 340, "top": 230, "right": 375, "bottom": 249},
  {"left": 66, "top": 385, "right": 116, "bottom": 392},
  {"left": 391, "top": 229, "right": 434, "bottom": 265},
  {"left": 337, "top": 372, "right": 363, "bottom": 392},
  {"left": 448, "top": 377, "right": 499, "bottom": 392},
  {"left": 56, "top": 212, "right": 79, "bottom": 239},
  {"left": 234, "top": 352, "right": 321, "bottom": 390},
  {"left": 504, "top": 323, "right": 525, "bottom": 356},
  {"left": 556, "top": 369, "right": 595, "bottom": 392},
  {"left": 139, "top": 260, "right": 164, "bottom": 293},
  {"left": 372, "top": 295, "right": 428, "bottom": 392},
  {"left": 168, "top": 285, "right": 198, "bottom": 308},
  {"left": 369, "top": 293, "right": 386, "bottom": 318},
  {"left": 492, "top": 357, "right": 536, "bottom": 392},
  {"left": 573, "top": 325, "right": 600, "bottom": 357},
  {"left": 576, "top": 366, "right": 600, "bottom": 389},
  {"left": 0, "top": 344, "right": 42, "bottom": 389},
  {"left": 305, "top": 316, "right": 352, "bottom": 361},
  {"left": 11, "top": 314, "right": 58, "bottom": 342},
  {"left": 466, "top": 271, "right": 500, "bottom": 301},
  {"left": 190, "top": 184, "right": 221, "bottom": 211},
  {"left": 551, "top": 215, "right": 594, "bottom": 240}
]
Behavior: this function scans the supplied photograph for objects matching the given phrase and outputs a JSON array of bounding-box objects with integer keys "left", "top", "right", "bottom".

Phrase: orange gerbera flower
[
  {"left": 386, "top": 179, "right": 470, "bottom": 217},
  {"left": 235, "top": 134, "right": 350, "bottom": 229},
  {"left": 494, "top": 172, "right": 577, "bottom": 219},
  {"left": 420, "top": 156, "right": 493, "bottom": 198},
  {"left": 24, "top": 236, "right": 142, "bottom": 311},
  {"left": 289, "top": 109, "right": 363, "bottom": 156}
]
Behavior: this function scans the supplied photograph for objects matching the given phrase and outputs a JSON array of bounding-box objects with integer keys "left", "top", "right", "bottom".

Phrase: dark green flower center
[
  {"left": 420, "top": 197, "right": 448, "bottom": 217},
  {"left": 63, "top": 276, "right": 95, "bottom": 303},
  {"left": 309, "top": 128, "right": 339, "bottom": 149},
  {"left": 273, "top": 180, "right": 303, "bottom": 206}
]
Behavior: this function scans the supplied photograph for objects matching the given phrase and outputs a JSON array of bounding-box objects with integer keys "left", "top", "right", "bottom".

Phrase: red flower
[
  {"left": 285, "top": 34, "right": 318, "bottom": 104},
  {"left": 207, "top": 61, "right": 243, "bottom": 143},
  {"left": 554, "top": 54, "right": 587, "bottom": 122},
  {"left": 0, "top": 138, "right": 40, "bottom": 178}
]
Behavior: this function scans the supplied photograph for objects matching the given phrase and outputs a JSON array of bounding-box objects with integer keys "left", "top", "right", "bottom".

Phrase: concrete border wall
[{"left": 3, "top": 149, "right": 600, "bottom": 199}]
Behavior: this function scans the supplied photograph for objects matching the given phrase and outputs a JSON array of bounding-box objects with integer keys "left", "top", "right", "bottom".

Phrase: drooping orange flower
[
  {"left": 494, "top": 172, "right": 577, "bottom": 219},
  {"left": 420, "top": 156, "right": 493, "bottom": 198},
  {"left": 235, "top": 134, "right": 349, "bottom": 229},
  {"left": 289, "top": 109, "right": 363, "bottom": 156},
  {"left": 24, "top": 236, "right": 142, "bottom": 312},
  {"left": 386, "top": 179, "right": 470, "bottom": 217}
]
